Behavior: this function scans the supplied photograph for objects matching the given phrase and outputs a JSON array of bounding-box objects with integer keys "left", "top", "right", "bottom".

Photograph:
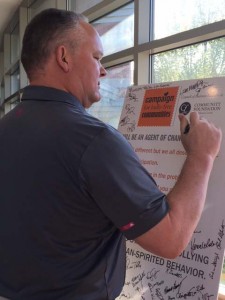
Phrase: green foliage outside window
[{"left": 152, "top": 38, "right": 225, "bottom": 84}]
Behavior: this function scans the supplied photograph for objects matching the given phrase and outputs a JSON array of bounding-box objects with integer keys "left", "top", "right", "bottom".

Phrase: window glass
[
  {"left": 29, "top": 0, "right": 65, "bottom": 19},
  {"left": 220, "top": 258, "right": 225, "bottom": 296},
  {"left": 92, "top": 2, "right": 134, "bottom": 56},
  {"left": 72, "top": 0, "right": 103, "bottom": 12},
  {"left": 154, "top": 0, "right": 225, "bottom": 40},
  {"left": 10, "top": 68, "right": 20, "bottom": 94},
  {"left": 10, "top": 23, "right": 19, "bottom": 63},
  {"left": 87, "top": 61, "right": 134, "bottom": 128},
  {"left": 0, "top": 84, "right": 4, "bottom": 106},
  {"left": 152, "top": 37, "right": 225, "bottom": 83},
  {"left": 221, "top": 260, "right": 225, "bottom": 283},
  {"left": 10, "top": 97, "right": 20, "bottom": 110}
]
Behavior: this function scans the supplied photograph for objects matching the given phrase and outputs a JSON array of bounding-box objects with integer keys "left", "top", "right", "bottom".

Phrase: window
[
  {"left": 92, "top": 2, "right": 134, "bottom": 55},
  {"left": 87, "top": 61, "right": 134, "bottom": 128},
  {"left": 152, "top": 37, "right": 225, "bottom": 83},
  {"left": 73, "top": 0, "right": 103, "bottom": 12},
  {"left": 10, "top": 67, "right": 20, "bottom": 95},
  {"left": 10, "top": 23, "right": 19, "bottom": 64},
  {"left": 153, "top": 0, "right": 225, "bottom": 40},
  {"left": 220, "top": 266, "right": 225, "bottom": 297}
]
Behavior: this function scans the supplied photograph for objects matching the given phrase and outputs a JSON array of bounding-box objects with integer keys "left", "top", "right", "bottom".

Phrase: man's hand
[{"left": 179, "top": 111, "right": 222, "bottom": 161}]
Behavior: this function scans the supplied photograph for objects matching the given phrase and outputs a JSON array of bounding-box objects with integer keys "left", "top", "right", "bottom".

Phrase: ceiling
[{"left": 0, "top": 0, "right": 23, "bottom": 48}]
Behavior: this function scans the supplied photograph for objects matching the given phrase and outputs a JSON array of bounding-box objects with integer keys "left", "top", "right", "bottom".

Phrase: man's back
[{"left": 0, "top": 86, "right": 125, "bottom": 300}]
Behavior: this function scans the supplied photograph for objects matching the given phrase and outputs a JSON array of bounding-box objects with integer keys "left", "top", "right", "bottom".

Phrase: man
[{"left": 0, "top": 8, "right": 222, "bottom": 300}]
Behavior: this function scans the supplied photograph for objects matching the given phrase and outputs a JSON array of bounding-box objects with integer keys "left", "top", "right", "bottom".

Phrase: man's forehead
[{"left": 81, "top": 23, "right": 104, "bottom": 49}]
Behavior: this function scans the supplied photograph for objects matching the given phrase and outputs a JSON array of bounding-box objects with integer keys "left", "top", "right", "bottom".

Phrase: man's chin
[{"left": 85, "top": 96, "right": 101, "bottom": 109}]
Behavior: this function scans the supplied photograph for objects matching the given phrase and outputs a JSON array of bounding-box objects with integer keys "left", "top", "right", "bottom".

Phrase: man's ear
[{"left": 56, "top": 45, "right": 70, "bottom": 72}]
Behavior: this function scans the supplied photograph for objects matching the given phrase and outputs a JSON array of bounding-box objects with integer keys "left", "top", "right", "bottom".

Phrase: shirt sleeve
[{"left": 79, "top": 126, "right": 169, "bottom": 240}]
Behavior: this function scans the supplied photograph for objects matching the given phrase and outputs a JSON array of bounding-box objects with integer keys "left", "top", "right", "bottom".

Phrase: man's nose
[{"left": 100, "top": 65, "right": 107, "bottom": 77}]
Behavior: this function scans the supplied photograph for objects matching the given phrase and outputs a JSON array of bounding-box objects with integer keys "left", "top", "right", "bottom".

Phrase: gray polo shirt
[{"left": 0, "top": 86, "right": 168, "bottom": 300}]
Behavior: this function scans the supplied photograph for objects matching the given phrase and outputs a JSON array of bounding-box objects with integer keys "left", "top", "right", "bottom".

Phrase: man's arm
[{"left": 135, "top": 112, "right": 222, "bottom": 259}]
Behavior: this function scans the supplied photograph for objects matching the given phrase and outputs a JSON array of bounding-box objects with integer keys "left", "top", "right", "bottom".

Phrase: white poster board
[{"left": 117, "top": 77, "right": 225, "bottom": 300}]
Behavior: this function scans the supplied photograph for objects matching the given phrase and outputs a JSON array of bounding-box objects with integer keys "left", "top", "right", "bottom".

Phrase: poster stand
[{"left": 117, "top": 77, "right": 225, "bottom": 300}]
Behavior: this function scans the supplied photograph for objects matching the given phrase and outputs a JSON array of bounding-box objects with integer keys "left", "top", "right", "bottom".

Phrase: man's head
[
  {"left": 21, "top": 9, "right": 86, "bottom": 79},
  {"left": 21, "top": 8, "right": 107, "bottom": 108}
]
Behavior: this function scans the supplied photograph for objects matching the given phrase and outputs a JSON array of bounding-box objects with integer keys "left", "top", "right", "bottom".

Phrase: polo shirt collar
[{"left": 21, "top": 85, "right": 85, "bottom": 111}]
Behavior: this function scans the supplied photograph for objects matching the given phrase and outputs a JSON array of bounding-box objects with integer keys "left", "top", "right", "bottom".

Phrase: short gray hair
[{"left": 21, "top": 8, "right": 88, "bottom": 78}]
